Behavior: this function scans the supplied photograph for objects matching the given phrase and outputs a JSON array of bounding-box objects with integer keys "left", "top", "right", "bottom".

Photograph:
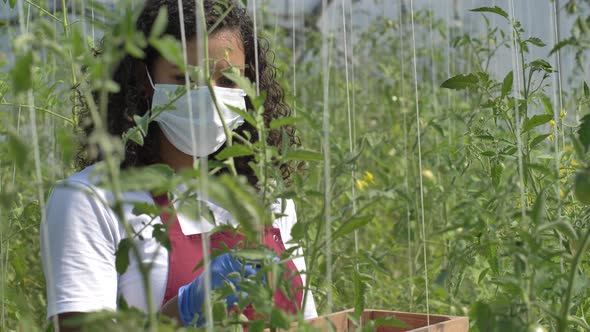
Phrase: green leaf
[
  {"left": 525, "top": 37, "right": 546, "bottom": 47},
  {"left": 478, "top": 268, "right": 490, "bottom": 284},
  {"left": 470, "top": 6, "right": 509, "bottom": 20},
  {"left": 537, "top": 221, "right": 578, "bottom": 241},
  {"left": 440, "top": 73, "right": 479, "bottom": 90},
  {"left": 131, "top": 202, "right": 160, "bottom": 216},
  {"left": 269, "top": 116, "right": 300, "bottom": 130},
  {"left": 11, "top": 51, "right": 34, "bottom": 93},
  {"left": 149, "top": 35, "right": 185, "bottom": 71},
  {"left": 530, "top": 134, "right": 551, "bottom": 149},
  {"left": 529, "top": 59, "right": 553, "bottom": 73},
  {"left": 150, "top": 7, "right": 168, "bottom": 39},
  {"left": 584, "top": 81, "right": 589, "bottom": 98},
  {"left": 5, "top": 129, "right": 29, "bottom": 169},
  {"left": 531, "top": 189, "right": 546, "bottom": 225},
  {"left": 522, "top": 114, "right": 552, "bottom": 133},
  {"left": 9, "top": 0, "right": 17, "bottom": 9},
  {"left": 124, "top": 127, "right": 144, "bottom": 146},
  {"left": 116, "top": 164, "right": 175, "bottom": 193},
  {"left": 226, "top": 104, "right": 256, "bottom": 127},
  {"left": 270, "top": 308, "right": 290, "bottom": 329},
  {"left": 233, "top": 249, "right": 268, "bottom": 261},
  {"left": 480, "top": 150, "right": 496, "bottom": 157},
  {"left": 549, "top": 37, "right": 576, "bottom": 55},
  {"left": 133, "top": 115, "right": 150, "bottom": 136},
  {"left": 332, "top": 215, "right": 372, "bottom": 242},
  {"left": 572, "top": 134, "right": 586, "bottom": 160},
  {"left": 539, "top": 94, "right": 553, "bottom": 115},
  {"left": 57, "top": 127, "right": 75, "bottom": 164},
  {"left": 115, "top": 238, "right": 132, "bottom": 274},
  {"left": 205, "top": 175, "right": 270, "bottom": 240},
  {"left": 491, "top": 162, "right": 504, "bottom": 187},
  {"left": 152, "top": 224, "right": 171, "bottom": 250},
  {"left": 501, "top": 71, "right": 513, "bottom": 98},
  {"left": 577, "top": 114, "right": 590, "bottom": 152},
  {"left": 223, "top": 70, "right": 256, "bottom": 99},
  {"left": 284, "top": 149, "right": 323, "bottom": 161},
  {"left": 215, "top": 144, "right": 254, "bottom": 160},
  {"left": 472, "top": 301, "right": 495, "bottom": 332}
]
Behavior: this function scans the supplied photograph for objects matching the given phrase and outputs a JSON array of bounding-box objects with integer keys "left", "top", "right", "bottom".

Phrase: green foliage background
[{"left": 1, "top": 1, "right": 590, "bottom": 331}]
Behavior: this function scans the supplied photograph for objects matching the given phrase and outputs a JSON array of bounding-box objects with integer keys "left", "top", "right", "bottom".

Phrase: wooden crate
[{"left": 300, "top": 309, "right": 469, "bottom": 332}]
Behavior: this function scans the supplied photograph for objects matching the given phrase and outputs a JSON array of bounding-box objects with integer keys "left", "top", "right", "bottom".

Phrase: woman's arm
[
  {"left": 160, "top": 296, "right": 182, "bottom": 322},
  {"left": 41, "top": 180, "right": 121, "bottom": 329}
]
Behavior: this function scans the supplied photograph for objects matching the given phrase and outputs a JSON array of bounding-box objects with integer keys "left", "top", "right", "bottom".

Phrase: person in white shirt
[{"left": 41, "top": 0, "right": 317, "bottom": 330}]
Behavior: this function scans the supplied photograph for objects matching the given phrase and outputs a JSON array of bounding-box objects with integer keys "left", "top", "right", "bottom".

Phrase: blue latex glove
[{"left": 177, "top": 253, "right": 259, "bottom": 327}]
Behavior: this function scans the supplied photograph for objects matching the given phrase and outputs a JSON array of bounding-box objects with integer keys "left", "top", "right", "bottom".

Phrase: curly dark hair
[{"left": 76, "top": 0, "right": 299, "bottom": 186}]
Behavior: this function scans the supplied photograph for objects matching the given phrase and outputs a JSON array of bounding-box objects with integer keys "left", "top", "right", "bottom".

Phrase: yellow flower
[
  {"left": 422, "top": 169, "right": 436, "bottom": 183},
  {"left": 560, "top": 110, "right": 566, "bottom": 119},
  {"left": 355, "top": 179, "right": 368, "bottom": 191},
  {"left": 550, "top": 119, "right": 555, "bottom": 128},
  {"left": 363, "top": 171, "right": 376, "bottom": 185}
]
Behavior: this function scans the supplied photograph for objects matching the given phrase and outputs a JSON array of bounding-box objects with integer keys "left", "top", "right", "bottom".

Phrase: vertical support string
[
  {"left": 252, "top": 0, "right": 260, "bottom": 96},
  {"left": 348, "top": 0, "right": 356, "bottom": 158},
  {"left": 428, "top": 0, "right": 440, "bottom": 167},
  {"left": 409, "top": 0, "right": 429, "bottom": 323},
  {"left": 549, "top": 0, "right": 564, "bottom": 274},
  {"left": 341, "top": 0, "right": 357, "bottom": 256},
  {"left": 507, "top": 0, "right": 528, "bottom": 223},
  {"left": 17, "top": 1, "right": 58, "bottom": 330},
  {"left": 321, "top": 0, "right": 333, "bottom": 313},
  {"left": 91, "top": 2, "right": 95, "bottom": 42},
  {"left": 291, "top": 0, "right": 297, "bottom": 117},
  {"left": 194, "top": 1, "right": 213, "bottom": 329},
  {"left": 398, "top": 0, "right": 413, "bottom": 311},
  {"left": 176, "top": 0, "right": 198, "bottom": 161}
]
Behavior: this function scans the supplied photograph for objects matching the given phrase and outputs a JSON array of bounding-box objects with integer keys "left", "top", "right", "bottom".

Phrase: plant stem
[
  {"left": 559, "top": 225, "right": 590, "bottom": 332},
  {"left": 206, "top": 81, "right": 237, "bottom": 177},
  {"left": 0, "top": 103, "right": 74, "bottom": 124},
  {"left": 73, "top": 54, "right": 157, "bottom": 329},
  {"left": 60, "top": 0, "right": 79, "bottom": 125},
  {"left": 22, "top": 0, "right": 63, "bottom": 23}
]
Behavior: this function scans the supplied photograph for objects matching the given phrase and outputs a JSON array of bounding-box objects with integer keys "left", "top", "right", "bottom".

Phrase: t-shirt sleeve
[
  {"left": 40, "top": 180, "right": 120, "bottom": 319},
  {"left": 274, "top": 199, "right": 319, "bottom": 320}
]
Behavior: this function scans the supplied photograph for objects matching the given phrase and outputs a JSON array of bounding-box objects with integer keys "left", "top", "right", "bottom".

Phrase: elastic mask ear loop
[
  {"left": 145, "top": 65, "right": 155, "bottom": 117},
  {"left": 145, "top": 65, "right": 156, "bottom": 89}
]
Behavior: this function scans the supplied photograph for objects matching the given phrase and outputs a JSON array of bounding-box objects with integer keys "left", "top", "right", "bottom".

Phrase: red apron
[{"left": 153, "top": 194, "right": 303, "bottom": 322}]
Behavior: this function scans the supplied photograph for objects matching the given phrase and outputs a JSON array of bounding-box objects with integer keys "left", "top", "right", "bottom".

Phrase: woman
[{"left": 40, "top": 0, "right": 317, "bottom": 329}]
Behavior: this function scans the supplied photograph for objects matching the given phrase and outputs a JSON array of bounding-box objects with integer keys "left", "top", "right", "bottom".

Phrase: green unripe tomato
[{"left": 574, "top": 168, "right": 590, "bottom": 204}]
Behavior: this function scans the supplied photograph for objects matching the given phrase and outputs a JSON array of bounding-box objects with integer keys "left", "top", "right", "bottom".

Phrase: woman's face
[
  {"left": 151, "top": 29, "right": 245, "bottom": 87},
  {"left": 151, "top": 28, "right": 247, "bottom": 170}
]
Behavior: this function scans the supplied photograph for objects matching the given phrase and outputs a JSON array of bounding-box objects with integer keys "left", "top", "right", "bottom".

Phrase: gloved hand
[{"left": 177, "top": 253, "right": 259, "bottom": 327}]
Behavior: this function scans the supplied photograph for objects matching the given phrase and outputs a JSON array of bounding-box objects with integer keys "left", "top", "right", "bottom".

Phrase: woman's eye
[
  {"left": 217, "top": 76, "right": 236, "bottom": 88},
  {"left": 174, "top": 75, "right": 194, "bottom": 83}
]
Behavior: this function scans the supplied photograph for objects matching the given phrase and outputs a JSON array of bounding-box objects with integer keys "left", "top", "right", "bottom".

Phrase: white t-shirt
[{"left": 40, "top": 164, "right": 317, "bottom": 320}]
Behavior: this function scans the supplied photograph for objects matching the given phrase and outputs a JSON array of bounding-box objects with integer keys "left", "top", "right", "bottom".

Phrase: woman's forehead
[{"left": 185, "top": 30, "right": 245, "bottom": 67}]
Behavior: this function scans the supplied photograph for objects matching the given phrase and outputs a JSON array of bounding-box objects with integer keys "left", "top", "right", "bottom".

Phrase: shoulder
[
  {"left": 44, "top": 164, "right": 121, "bottom": 241},
  {"left": 45, "top": 164, "right": 153, "bottom": 237},
  {"left": 49, "top": 163, "right": 152, "bottom": 210},
  {"left": 48, "top": 165, "right": 106, "bottom": 211},
  {"left": 50, "top": 164, "right": 108, "bottom": 201}
]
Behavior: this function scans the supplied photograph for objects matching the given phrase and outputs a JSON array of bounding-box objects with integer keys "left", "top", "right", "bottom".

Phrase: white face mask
[{"left": 146, "top": 69, "right": 246, "bottom": 157}]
